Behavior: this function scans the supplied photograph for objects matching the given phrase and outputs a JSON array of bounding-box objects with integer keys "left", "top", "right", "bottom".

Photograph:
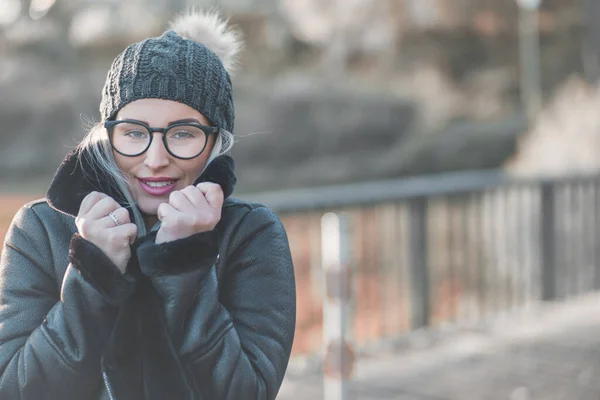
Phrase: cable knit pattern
[{"left": 100, "top": 31, "right": 235, "bottom": 132}]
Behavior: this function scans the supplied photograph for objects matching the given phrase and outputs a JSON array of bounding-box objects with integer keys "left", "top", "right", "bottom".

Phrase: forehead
[{"left": 116, "top": 99, "right": 210, "bottom": 126}]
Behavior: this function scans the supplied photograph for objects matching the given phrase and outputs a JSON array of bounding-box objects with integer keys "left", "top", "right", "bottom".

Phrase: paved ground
[{"left": 278, "top": 294, "right": 600, "bottom": 400}]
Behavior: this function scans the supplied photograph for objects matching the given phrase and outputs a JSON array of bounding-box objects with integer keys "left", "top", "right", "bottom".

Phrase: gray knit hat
[{"left": 100, "top": 10, "right": 243, "bottom": 133}]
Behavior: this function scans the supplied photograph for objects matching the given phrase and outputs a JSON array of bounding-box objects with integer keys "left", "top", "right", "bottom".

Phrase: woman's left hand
[{"left": 155, "top": 182, "right": 224, "bottom": 244}]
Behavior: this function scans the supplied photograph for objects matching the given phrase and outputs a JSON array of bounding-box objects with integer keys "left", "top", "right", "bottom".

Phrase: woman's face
[{"left": 113, "top": 98, "right": 216, "bottom": 220}]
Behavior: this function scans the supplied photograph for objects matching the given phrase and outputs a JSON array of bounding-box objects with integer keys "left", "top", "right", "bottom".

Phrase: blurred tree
[{"left": 280, "top": 0, "right": 397, "bottom": 77}]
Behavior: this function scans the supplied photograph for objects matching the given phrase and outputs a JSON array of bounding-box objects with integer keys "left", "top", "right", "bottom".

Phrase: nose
[{"left": 143, "top": 134, "right": 170, "bottom": 170}]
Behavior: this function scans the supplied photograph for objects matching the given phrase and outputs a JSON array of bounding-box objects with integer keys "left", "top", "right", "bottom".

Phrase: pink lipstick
[{"left": 138, "top": 177, "right": 178, "bottom": 196}]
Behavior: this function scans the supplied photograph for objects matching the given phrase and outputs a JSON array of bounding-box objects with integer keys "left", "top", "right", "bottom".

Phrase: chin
[{"left": 137, "top": 198, "right": 164, "bottom": 216}]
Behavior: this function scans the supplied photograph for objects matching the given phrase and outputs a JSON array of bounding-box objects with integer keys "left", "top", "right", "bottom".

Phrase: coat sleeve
[
  {"left": 136, "top": 205, "right": 296, "bottom": 400},
  {"left": 0, "top": 204, "right": 136, "bottom": 399}
]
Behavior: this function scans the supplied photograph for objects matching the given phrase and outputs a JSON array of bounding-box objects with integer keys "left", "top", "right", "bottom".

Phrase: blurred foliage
[{"left": 0, "top": 0, "right": 592, "bottom": 194}]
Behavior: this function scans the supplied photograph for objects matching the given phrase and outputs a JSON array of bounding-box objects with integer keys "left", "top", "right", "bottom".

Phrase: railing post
[
  {"left": 595, "top": 178, "right": 600, "bottom": 291},
  {"left": 321, "top": 213, "right": 354, "bottom": 400},
  {"left": 540, "top": 182, "right": 557, "bottom": 301},
  {"left": 408, "top": 197, "right": 430, "bottom": 329}
]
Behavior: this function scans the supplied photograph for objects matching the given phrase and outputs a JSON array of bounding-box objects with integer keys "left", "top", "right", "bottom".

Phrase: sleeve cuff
[
  {"left": 69, "top": 233, "right": 137, "bottom": 305},
  {"left": 136, "top": 231, "right": 219, "bottom": 277}
]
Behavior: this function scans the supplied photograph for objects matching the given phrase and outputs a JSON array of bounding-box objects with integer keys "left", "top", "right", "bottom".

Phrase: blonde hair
[{"left": 77, "top": 123, "right": 235, "bottom": 236}]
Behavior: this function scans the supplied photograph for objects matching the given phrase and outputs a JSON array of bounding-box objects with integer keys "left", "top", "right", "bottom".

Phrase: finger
[
  {"left": 180, "top": 185, "right": 210, "bottom": 209},
  {"left": 78, "top": 191, "right": 108, "bottom": 217},
  {"left": 107, "top": 223, "right": 138, "bottom": 248},
  {"left": 168, "top": 191, "right": 195, "bottom": 212},
  {"left": 196, "top": 182, "right": 224, "bottom": 210},
  {"left": 101, "top": 207, "right": 131, "bottom": 228},
  {"left": 86, "top": 197, "right": 121, "bottom": 220},
  {"left": 157, "top": 202, "right": 180, "bottom": 222}
]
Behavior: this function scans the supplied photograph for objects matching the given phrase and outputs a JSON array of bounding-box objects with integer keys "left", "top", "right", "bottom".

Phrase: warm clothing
[
  {"left": 100, "top": 12, "right": 240, "bottom": 131},
  {"left": 0, "top": 151, "right": 296, "bottom": 399}
]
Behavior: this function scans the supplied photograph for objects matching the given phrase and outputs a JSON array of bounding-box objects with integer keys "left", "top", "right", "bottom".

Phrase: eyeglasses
[{"left": 104, "top": 119, "right": 219, "bottom": 160}]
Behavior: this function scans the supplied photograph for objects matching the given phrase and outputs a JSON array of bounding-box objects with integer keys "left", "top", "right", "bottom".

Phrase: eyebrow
[
  {"left": 122, "top": 118, "right": 204, "bottom": 126},
  {"left": 168, "top": 118, "right": 203, "bottom": 125}
]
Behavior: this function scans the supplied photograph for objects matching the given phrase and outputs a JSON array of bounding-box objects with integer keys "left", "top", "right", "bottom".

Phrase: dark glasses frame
[{"left": 104, "top": 119, "right": 219, "bottom": 160}]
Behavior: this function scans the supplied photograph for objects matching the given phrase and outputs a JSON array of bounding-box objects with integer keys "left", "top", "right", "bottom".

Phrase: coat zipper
[{"left": 103, "top": 371, "right": 117, "bottom": 400}]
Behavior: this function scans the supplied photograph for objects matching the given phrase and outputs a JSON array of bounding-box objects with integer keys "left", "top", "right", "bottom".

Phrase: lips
[{"left": 138, "top": 177, "right": 178, "bottom": 196}]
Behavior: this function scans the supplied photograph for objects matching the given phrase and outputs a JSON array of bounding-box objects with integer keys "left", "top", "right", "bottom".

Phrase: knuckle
[
  {"left": 157, "top": 203, "right": 167, "bottom": 215},
  {"left": 94, "top": 193, "right": 107, "bottom": 202},
  {"left": 93, "top": 197, "right": 107, "bottom": 208},
  {"left": 78, "top": 220, "right": 91, "bottom": 236},
  {"left": 119, "top": 208, "right": 131, "bottom": 222},
  {"left": 202, "top": 182, "right": 216, "bottom": 192},
  {"left": 208, "top": 182, "right": 221, "bottom": 191},
  {"left": 78, "top": 225, "right": 88, "bottom": 237},
  {"left": 205, "top": 185, "right": 222, "bottom": 198},
  {"left": 184, "top": 186, "right": 198, "bottom": 196}
]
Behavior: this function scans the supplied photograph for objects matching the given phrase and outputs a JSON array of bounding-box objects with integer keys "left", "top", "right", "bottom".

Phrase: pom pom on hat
[
  {"left": 100, "top": 8, "right": 239, "bottom": 131},
  {"left": 169, "top": 9, "right": 243, "bottom": 75}
]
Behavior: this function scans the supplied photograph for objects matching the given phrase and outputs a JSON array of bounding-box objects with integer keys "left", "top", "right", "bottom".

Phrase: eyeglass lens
[{"left": 110, "top": 122, "right": 208, "bottom": 159}]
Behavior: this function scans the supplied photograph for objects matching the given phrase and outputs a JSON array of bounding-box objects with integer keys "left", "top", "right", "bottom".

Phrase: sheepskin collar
[
  {"left": 46, "top": 146, "right": 237, "bottom": 218},
  {"left": 46, "top": 146, "right": 237, "bottom": 399}
]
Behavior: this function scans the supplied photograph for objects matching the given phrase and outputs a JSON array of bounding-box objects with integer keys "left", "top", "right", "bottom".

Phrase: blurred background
[{"left": 3, "top": 0, "right": 600, "bottom": 399}]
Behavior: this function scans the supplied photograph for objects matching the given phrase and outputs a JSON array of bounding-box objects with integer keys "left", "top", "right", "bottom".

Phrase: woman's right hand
[{"left": 75, "top": 192, "right": 137, "bottom": 274}]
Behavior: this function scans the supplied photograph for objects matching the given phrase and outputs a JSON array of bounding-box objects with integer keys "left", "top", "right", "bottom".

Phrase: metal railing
[{"left": 244, "top": 170, "right": 600, "bottom": 356}]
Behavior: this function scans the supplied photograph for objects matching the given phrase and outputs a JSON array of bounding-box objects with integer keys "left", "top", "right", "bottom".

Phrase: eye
[
  {"left": 168, "top": 129, "right": 198, "bottom": 140},
  {"left": 124, "top": 129, "right": 149, "bottom": 139}
]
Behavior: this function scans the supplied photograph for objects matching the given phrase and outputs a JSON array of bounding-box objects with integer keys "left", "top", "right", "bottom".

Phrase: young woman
[{"left": 0, "top": 10, "right": 296, "bottom": 400}]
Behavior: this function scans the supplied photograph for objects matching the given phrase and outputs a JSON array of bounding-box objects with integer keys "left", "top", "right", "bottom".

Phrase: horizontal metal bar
[
  {"left": 240, "top": 169, "right": 600, "bottom": 213},
  {"left": 240, "top": 169, "right": 506, "bottom": 213}
]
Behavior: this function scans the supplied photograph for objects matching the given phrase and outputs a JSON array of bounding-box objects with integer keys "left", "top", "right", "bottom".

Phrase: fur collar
[
  {"left": 48, "top": 146, "right": 238, "bottom": 399},
  {"left": 46, "top": 146, "right": 237, "bottom": 218}
]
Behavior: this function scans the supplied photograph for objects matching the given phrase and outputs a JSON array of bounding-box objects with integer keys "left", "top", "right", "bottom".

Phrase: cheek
[
  {"left": 113, "top": 153, "right": 137, "bottom": 175},
  {"left": 113, "top": 152, "right": 127, "bottom": 171},
  {"left": 180, "top": 162, "right": 206, "bottom": 183},
  {"left": 178, "top": 156, "right": 210, "bottom": 183},
  {"left": 112, "top": 155, "right": 141, "bottom": 192}
]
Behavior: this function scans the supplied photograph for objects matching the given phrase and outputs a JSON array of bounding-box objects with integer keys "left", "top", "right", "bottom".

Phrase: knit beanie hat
[{"left": 99, "top": 10, "right": 243, "bottom": 133}]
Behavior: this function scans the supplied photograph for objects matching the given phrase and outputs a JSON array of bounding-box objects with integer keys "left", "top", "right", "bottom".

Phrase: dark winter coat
[{"left": 0, "top": 150, "right": 296, "bottom": 400}]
